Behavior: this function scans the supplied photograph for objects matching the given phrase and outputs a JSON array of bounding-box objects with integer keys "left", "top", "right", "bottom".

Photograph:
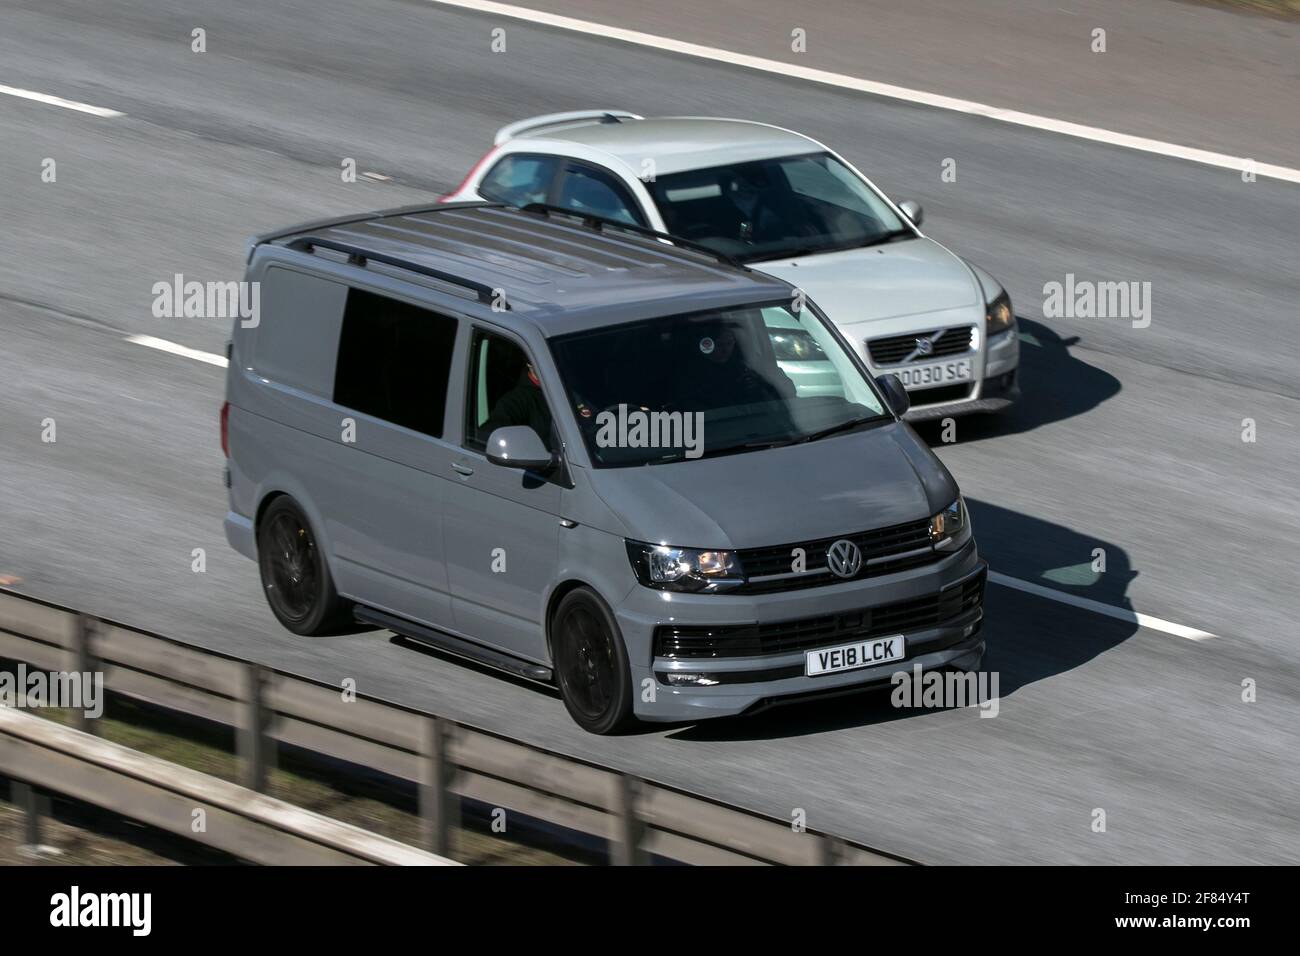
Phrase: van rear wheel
[
  {"left": 552, "top": 589, "right": 634, "bottom": 735},
  {"left": 257, "top": 497, "right": 354, "bottom": 635}
]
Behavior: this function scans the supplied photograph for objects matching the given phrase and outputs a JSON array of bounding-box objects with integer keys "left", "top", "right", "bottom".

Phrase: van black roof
[{"left": 253, "top": 202, "right": 792, "bottom": 333}]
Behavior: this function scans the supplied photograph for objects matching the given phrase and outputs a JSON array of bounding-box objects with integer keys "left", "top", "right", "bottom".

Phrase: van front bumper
[{"left": 615, "top": 544, "right": 987, "bottom": 722}]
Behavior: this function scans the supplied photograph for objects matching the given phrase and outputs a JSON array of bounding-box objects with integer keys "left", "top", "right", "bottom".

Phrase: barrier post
[
  {"left": 419, "top": 716, "right": 457, "bottom": 857},
  {"left": 237, "top": 663, "right": 272, "bottom": 792}
]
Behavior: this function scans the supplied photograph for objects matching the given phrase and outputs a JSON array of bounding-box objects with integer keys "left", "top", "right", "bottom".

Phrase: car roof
[
  {"left": 259, "top": 202, "right": 791, "bottom": 336},
  {"left": 519, "top": 117, "right": 821, "bottom": 176}
]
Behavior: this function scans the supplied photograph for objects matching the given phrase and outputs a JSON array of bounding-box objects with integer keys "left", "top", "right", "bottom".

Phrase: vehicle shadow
[
  {"left": 912, "top": 317, "right": 1121, "bottom": 445},
  {"left": 666, "top": 497, "right": 1139, "bottom": 742},
  {"left": 388, "top": 635, "right": 564, "bottom": 700}
]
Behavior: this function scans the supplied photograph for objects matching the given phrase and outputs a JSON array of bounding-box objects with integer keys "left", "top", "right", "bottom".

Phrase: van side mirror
[
  {"left": 897, "top": 200, "right": 924, "bottom": 226},
  {"left": 876, "top": 374, "right": 911, "bottom": 417},
  {"left": 486, "top": 425, "right": 555, "bottom": 472}
]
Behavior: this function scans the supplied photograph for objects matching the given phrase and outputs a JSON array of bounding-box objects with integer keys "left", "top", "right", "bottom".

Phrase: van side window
[
  {"left": 333, "top": 289, "right": 457, "bottom": 438},
  {"left": 478, "top": 154, "right": 558, "bottom": 207},
  {"left": 253, "top": 267, "right": 348, "bottom": 398},
  {"left": 465, "top": 331, "right": 555, "bottom": 451}
]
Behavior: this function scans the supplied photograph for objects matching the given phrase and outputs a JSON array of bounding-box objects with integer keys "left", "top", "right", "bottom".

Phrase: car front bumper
[
  {"left": 900, "top": 326, "right": 1020, "bottom": 421},
  {"left": 904, "top": 368, "right": 1020, "bottom": 421}
]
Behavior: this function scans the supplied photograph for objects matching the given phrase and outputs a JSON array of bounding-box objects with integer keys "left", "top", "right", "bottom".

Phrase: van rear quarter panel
[
  {"left": 226, "top": 257, "right": 455, "bottom": 625},
  {"left": 227, "top": 260, "right": 339, "bottom": 562},
  {"left": 227, "top": 258, "right": 346, "bottom": 521}
]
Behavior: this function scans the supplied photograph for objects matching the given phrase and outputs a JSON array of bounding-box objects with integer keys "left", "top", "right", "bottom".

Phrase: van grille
[
  {"left": 655, "top": 567, "right": 985, "bottom": 659},
  {"left": 734, "top": 517, "right": 940, "bottom": 593},
  {"left": 868, "top": 326, "right": 974, "bottom": 366}
]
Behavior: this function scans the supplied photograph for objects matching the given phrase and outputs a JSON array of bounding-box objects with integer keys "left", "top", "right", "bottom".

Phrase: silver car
[
  {"left": 443, "top": 111, "right": 1020, "bottom": 420},
  {"left": 223, "top": 201, "right": 987, "bottom": 733}
]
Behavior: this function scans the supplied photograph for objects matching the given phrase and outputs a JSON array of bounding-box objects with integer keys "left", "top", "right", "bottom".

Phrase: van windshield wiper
[
  {"left": 743, "top": 415, "right": 888, "bottom": 451},
  {"left": 645, "top": 417, "right": 889, "bottom": 461},
  {"left": 792, "top": 415, "right": 890, "bottom": 444}
]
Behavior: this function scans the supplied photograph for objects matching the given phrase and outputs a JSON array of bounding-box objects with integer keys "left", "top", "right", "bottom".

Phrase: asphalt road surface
[
  {"left": 1, "top": 0, "right": 1297, "bottom": 863},
  {"left": 518, "top": 0, "right": 1300, "bottom": 162}
]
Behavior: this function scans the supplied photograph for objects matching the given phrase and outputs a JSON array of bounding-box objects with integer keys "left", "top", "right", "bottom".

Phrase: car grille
[
  {"left": 868, "top": 326, "right": 974, "bottom": 366},
  {"left": 654, "top": 566, "right": 986, "bottom": 659},
  {"left": 733, "top": 517, "right": 941, "bottom": 593}
]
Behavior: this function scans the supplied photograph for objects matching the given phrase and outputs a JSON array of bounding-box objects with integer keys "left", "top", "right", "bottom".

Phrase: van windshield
[{"left": 548, "top": 301, "right": 889, "bottom": 467}]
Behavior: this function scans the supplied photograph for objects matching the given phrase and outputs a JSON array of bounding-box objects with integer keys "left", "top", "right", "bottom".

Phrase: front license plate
[
  {"left": 805, "top": 635, "right": 906, "bottom": 677},
  {"left": 897, "top": 358, "right": 973, "bottom": 390}
]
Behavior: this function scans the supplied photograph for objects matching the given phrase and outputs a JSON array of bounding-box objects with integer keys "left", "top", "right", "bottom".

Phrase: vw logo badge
[
  {"left": 915, "top": 337, "right": 935, "bottom": 356},
  {"left": 826, "top": 539, "right": 863, "bottom": 579}
]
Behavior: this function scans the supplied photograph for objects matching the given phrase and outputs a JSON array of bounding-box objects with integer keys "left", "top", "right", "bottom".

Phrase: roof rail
[
  {"left": 516, "top": 203, "right": 744, "bottom": 269},
  {"left": 250, "top": 200, "right": 501, "bottom": 252},
  {"left": 494, "top": 110, "right": 642, "bottom": 145},
  {"left": 285, "top": 235, "right": 506, "bottom": 307}
]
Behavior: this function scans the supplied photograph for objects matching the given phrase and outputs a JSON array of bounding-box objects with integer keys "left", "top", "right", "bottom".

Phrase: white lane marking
[
  {"left": 125, "top": 334, "right": 228, "bottom": 368},
  {"left": 0, "top": 83, "right": 124, "bottom": 118},
  {"left": 426, "top": 0, "right": 1300, "bottom": 186},
  {"left": 989, "top": 570, "right": 1215, "bottom": 641}
]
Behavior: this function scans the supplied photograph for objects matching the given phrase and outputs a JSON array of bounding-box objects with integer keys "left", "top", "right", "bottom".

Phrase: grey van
[{"left": 223, "top": 202, "right": 987, "bottom": 733}]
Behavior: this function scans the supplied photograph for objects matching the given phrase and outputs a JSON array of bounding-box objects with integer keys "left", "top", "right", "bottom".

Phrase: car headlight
[
  {"left": 986, "top": 290, "right": 1014, "bottom": 335},
  {"left": 626, "top": 541, "right": 743, "bottom": 592},
  {"left": 929, "top": 497, "right": 971, "bottom": 551}
]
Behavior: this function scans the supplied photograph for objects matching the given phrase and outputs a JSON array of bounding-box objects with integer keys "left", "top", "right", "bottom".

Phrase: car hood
[
  {"left": 753, "top": 238, "right": 979, "bottom": 322},
  {"left": 585, "top": 421, "right": 957, "bottom": 548}
]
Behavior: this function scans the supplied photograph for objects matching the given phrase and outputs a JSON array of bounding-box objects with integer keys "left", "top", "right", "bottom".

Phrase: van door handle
[{"left": 451, "top": 461, "right": 474, "bottom": 476}]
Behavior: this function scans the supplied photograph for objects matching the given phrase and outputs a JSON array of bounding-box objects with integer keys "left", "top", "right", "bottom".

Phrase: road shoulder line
[
  {"left": 424, "top": 0, "right": 1300, "bottom": 185},
  {"left": 0, "top": 83, "right": 123, "bottom": 117},
  {"left": 989, "top": 570, "right": 1215, "bottom": 641}
]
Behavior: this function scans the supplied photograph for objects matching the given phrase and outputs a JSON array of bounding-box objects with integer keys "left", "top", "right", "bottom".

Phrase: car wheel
[
  {"left": 551, "top": 588, "right": 635, "bottom": 735},
  {"left": 257, "top": 496, "right": 354, "bottom": 635}
]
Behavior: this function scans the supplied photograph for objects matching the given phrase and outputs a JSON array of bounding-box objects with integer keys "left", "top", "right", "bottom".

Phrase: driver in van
[
  {"left": 483, "top": 362, "right": 553, "bottom": 447},
  {"left": 677, "top": 319, "right": 796, "bottom": 413}
]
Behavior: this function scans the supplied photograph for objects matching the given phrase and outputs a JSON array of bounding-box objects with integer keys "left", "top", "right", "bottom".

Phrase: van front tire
[
  {"left": 257, "top": 496, "right": 354, "bottom": 636},
  {"left": 552, "top": 588, "right": 635, "bottom": 735}
]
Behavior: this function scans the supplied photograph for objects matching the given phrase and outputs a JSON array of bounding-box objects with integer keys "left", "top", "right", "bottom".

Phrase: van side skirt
[{"left": 353, "top": 606, "right": 554, "bottom": 684}]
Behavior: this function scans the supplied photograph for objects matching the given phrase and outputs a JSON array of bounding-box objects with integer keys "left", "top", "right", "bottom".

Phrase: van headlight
[
  {"left": 626, "top": 541, "right": 744, "bottom": 592},
  {"left": 929, "top": 497, "right": 971, "bottom": 551},
  {"left": 986, "top": 290, "right": 1014, "bottom": 335}
]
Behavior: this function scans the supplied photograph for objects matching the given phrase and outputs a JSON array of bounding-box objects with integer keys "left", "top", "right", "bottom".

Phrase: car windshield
[
  {"left": 548, "top": 300, "right": 889, "bottom": 467},
  {"left": 647, "top": 152, "right": 913, "bottom": 263}
]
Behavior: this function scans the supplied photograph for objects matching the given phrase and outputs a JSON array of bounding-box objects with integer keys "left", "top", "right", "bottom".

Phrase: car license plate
[
  {"left": 897, "top": 358, "right": 973, "bottom": 390},
  {"left": 805, "top": 635, "right": 905, "bottom": 677}
]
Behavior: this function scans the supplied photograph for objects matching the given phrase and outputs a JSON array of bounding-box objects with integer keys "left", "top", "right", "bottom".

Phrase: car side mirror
[
  {"left": 876, "top": 374, "right": 911, "bottom": 417},
  {"left": 897, "top": 200, "right": 924, "bottom": 227},
  {"left": 486, "top": 425, "right": 555, "bottom": 472}
]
